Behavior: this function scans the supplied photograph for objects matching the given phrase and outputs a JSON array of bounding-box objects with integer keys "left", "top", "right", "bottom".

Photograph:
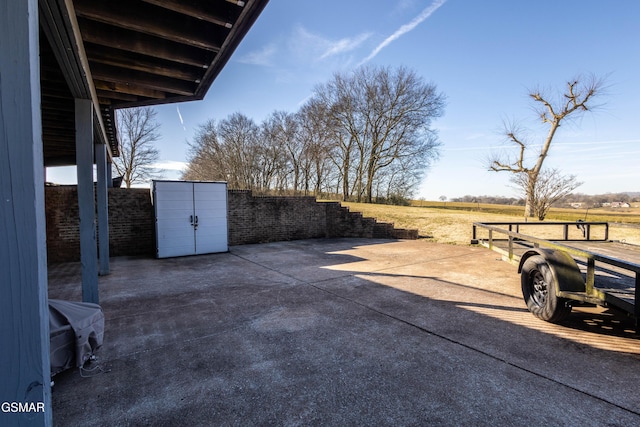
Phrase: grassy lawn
[{"left": 339, "top": 201, "right": 640, "bottom": 246}]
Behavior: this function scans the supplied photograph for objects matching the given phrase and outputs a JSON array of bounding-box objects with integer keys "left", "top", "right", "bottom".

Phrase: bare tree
[
  {"left": 488, "top": 74, "right": 606, "bottom": 216},
  {"left": 312, "top": 65, "right": 445, "bottom": 203},
  {"left": 219, "top": 113, "right": 261, "bottom": 189},
  {"left": 183, "top": 119, "right": 225, "bottom": 181},
  {"left": 313, "top": 72, "right": 362, "bottom": 200},
  {"left": 258, "top": 119, "right": 287, "bottom": 192},
  {"left": 511, "top": 168, "right": 583, "bottom": 220},
  {"left": 377, "top": 154, "right": 425, "bottom": 202},
  {"left": 183, "top": 113, "right": 261, "bottom": 190},
  {"left": 298, "top": 98, "right": 335, "bottom": 196},
  {"left": 361, "top": 67, "right": 444, "bottom": 203},
  {"left": 183, "top": 66, "right": 444, "bottom": 203},
  {"left": 264, "top": 111, "right": 301, "bottom": 192},
  {"left": 113, "top": 107, "right": 161, "bottom": 188}
]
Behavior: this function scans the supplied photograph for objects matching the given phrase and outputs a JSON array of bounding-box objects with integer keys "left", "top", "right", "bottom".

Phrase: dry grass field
[{"left": 340, "top": 201, "right": 640, "bottom": 246}]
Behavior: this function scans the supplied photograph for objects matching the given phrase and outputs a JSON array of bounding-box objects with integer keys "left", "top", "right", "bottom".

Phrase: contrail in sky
[
  {"left": 176, "top": 107, "right": 186, "bottom": 130},
  {"left": 360, "top": 0, "right": 447, "bottom": 65}
]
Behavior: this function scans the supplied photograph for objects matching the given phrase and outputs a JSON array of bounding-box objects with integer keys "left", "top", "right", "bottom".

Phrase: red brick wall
[
  {"left": 45, "top": 186, "right": 81, "bottom": 262},
  {"left": 227, "top": 190, "right": 417, "bottom": 245},
  {"left": 45, "top": 186, "right": 417, "bottom": 262},
  {"left": 106, "top": 188, "right": 155, "bottom": 258},
  {"left": 45, "top": 186, "right": 154, "bottom": 262},
  {"left": 227, "top": 190, "right": 328, "bottom": 245}
]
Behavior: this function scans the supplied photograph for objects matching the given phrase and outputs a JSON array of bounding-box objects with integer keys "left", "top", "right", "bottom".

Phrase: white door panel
[
  {"left": 193, "top": 182, "right": 228, "bottom": 254},
  {"left": 154, "top": 181, "right": 228, "bottom": 258}
]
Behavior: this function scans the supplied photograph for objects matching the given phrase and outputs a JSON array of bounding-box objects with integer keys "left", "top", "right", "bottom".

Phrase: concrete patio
[{"left": 48, "top": 238, "right": 640, "bottom": 426}]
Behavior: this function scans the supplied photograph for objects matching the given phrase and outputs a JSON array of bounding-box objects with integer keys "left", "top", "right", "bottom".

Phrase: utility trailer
[{"left": 471, "top": 221, "right": 639, "bottom": 330}]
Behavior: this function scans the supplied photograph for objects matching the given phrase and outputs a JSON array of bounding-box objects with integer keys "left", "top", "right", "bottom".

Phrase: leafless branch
[{"left": 489, "top": 73, "right": 606, "bottom": 216}]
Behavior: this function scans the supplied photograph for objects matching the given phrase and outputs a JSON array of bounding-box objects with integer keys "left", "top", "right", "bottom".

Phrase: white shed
[{"left": 152, "top": 181, "right": 228, "bottom": 258}]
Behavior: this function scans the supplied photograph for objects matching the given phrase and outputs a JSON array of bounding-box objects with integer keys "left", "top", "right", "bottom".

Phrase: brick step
[
  {"left": 372, "top": 222, "right": 392, "bottom": 238},
  {"left": 333, "top": 204, "right": 418, "bottom": 240}
]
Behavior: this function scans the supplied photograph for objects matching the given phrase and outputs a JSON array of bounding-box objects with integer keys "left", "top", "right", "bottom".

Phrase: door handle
[{"left": 190, "top": 215, "right": 194, "bottom": 225}]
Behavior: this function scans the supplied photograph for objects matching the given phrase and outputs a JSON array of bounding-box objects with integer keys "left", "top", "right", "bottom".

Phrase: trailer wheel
[{"left": 521, "top": 255, "right": 571, "bottom": 323}]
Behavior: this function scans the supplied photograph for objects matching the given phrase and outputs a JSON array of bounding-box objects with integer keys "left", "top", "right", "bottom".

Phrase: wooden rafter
[
  {"left": 75, "top": 0, "right": 229, "bottom": 51},
  {"left": 86, "top": 46, "right": 204, "bottom": 82},
  {"left": 141, "top": 0, "right": 238, "bottom": 28},
  {"left": 79, "top": 19, "right": 215, "bottom": 68},
  {"left": 39, "top": 0, "right": 269, "bottom": 166}
]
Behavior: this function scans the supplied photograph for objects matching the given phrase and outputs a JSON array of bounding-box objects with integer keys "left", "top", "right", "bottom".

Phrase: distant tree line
[
  {"left": 450, "top": 195, "right": 524, "bottom": 205},
  {"left": 450, "top": 192, "right": 640, "bottom": 208},
  {"left": 561, "top": 192, "right": 640, "bottom": 207},
  {"left": 183, "top": 65, "right": 446, "bottom": 203}
]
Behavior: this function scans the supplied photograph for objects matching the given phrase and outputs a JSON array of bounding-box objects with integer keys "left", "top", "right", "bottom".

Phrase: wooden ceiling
[{"left": 40, "top": 0, "right": 268, "bottom": 166}]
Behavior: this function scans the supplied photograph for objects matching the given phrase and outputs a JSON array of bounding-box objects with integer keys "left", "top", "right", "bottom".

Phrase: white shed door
[
  {"left": 154, "top": 181, "right": 196, "bottom": 258},
  {"left": 154, "top": 181, "right": 228, "bottom": 258},
  {"left": 193, "top": 182, "right": 228, "bottom": 254}
]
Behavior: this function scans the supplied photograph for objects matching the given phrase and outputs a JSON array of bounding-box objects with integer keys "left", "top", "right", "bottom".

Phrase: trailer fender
[{"left": 518, "top": 248, "right": 585, "bottom": 293}]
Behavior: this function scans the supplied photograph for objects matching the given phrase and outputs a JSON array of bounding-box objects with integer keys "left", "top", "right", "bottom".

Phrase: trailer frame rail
[{"left": 472, "top": 221, "right": 639, "bottom": 323}]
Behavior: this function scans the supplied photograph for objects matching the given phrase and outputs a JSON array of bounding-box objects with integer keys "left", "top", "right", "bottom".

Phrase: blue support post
[
  {"left": 75, "top": 99, "right": 99, "bottom": 304},
  {"left": 0, "top": 0, "right": 53, "bottom": 424},
  {"left": 96, "top": 143, "right": 110, "bottom": 275}
]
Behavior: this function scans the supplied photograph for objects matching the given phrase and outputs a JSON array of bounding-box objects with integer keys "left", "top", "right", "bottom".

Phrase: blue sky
[{"left": 48, "top": 0, "right": 640, "bottom": 200}]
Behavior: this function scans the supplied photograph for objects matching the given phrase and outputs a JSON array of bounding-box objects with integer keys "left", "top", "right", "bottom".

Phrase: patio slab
[{"left": 48, "top": 238, "right": 640, "bottom": 426}]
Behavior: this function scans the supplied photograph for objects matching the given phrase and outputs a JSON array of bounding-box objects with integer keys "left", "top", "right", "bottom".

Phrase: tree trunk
[
  {"left": 365, "top": 162, "right": 375, "bottom": 203},
  {"left": 524, "top": 197, "right": 534, "bottom": 218},
  {"left": 525, "top": 175, "right": 536, "bottom": 217},
  {"left": 342, "top": 154, "right": 350, "bottom": 200}
]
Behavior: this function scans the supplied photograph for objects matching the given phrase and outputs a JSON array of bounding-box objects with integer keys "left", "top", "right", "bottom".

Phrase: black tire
[{"left": 521, "top": 255, "right": 572, "bottom": 323}]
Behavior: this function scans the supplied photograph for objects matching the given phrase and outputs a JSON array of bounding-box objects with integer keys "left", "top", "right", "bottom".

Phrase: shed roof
[{"left": 40, "top": 0, "right": 268, "bottom": 166}]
